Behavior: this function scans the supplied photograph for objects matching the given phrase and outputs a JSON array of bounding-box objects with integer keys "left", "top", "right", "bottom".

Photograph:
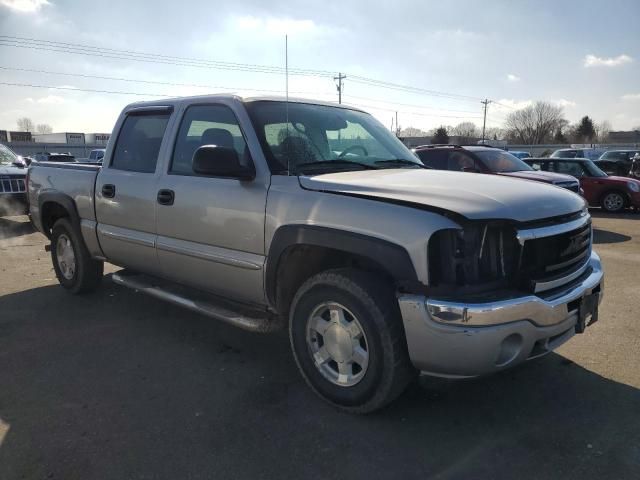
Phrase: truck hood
[
  {"left": 497, "top": 170, "right": 577, "bottom": 185},
  {"left": 299, "top": 169, "right": 585, "bottom": 222},
  {"left": 0, "top": 164, "right": 27, "bottom": 176}
]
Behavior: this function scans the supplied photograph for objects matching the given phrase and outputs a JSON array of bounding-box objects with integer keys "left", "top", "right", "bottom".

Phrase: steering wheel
[{"left": 338, "top": 145, "right": 368, "bottom": 158}]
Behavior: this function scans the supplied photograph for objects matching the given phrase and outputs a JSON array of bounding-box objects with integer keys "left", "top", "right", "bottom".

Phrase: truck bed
[{"left": 28, "top": 161, "right": 102, "bottom": 233}]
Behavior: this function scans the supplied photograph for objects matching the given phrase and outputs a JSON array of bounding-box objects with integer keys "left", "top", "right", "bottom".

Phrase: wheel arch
[
  {"left": 39, "top": 192, "right": 81, "bottom": 239},
  {"left": 600, "top": 188, "right": 629, "bottom": 209},
  {"left": 265, "top": 225, "right": 422, "bottom": 314}
]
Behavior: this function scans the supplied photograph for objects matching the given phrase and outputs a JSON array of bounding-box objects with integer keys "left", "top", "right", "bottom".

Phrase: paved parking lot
[{"left": 0, "top": 212, "right": 639, "bottom": 480}]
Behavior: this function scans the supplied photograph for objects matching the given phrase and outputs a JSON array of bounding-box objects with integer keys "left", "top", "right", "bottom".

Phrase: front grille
[
  {"left": 519, "top": 220, "right": 591, "bottom": 291},
  {"left": 0, "top": 176, "right": 26, "bottom": 194},
  {"left": 428, "top": 214, "right": 592, "bottom": 296}
]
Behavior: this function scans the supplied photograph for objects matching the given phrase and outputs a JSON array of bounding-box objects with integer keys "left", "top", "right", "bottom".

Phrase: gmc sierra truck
[{"left": 28, "top": 95, "right": 604, "bottom": 413}]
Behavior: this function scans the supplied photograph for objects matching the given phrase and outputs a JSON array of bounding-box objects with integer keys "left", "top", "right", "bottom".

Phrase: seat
[{"left": 201, "top": 128, "right": 234, "bottom": 149}]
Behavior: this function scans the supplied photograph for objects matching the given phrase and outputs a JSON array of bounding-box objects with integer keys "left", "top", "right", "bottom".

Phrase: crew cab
[
  {"left": 526, "top": 157, "right": 640, "bottom": 213},
  {"left": 28, "top": 95, "right": 604, "bottom": 413},
  {"left": 413, "top": 145, "right": 581, "bottom": 193},
  {"left": 0, "top": 143, "right": 28, "bottom": 216}
]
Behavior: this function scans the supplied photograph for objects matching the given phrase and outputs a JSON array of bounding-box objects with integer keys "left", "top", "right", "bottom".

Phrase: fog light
[{"left": 495, "top": 333, "right": 523, "bottom": 367}]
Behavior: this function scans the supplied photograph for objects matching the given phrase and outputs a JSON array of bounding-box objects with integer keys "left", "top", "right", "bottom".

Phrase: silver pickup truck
[{"left": 28, "top": 95, "right": 603, "bottom": 413}]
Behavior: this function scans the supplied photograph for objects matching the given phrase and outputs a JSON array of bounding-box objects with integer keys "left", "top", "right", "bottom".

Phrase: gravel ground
[{"left": 0, "top": 212, "right": 638, "bottom": 480}]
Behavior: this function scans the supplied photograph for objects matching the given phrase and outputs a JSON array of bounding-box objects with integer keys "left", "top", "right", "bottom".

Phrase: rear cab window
[{"left": 111, "top": 112, "right": 171, "bottom": 173}]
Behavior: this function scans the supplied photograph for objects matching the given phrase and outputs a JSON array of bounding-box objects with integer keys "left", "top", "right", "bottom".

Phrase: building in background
[
  {"left": 33, "top": 132, "right": 85, "bottom": 144},
  {"left": 608, "top": 130, "right": 640, "bottom": 144},
  {"left": 0, "top": 130, "right": 7, "bottom": 143},
  {"left": 8, "top": 131, "right": 33, "bottom": 142},
  {"left": 85, "top": 133, "right": 111, "bottom": 146}
]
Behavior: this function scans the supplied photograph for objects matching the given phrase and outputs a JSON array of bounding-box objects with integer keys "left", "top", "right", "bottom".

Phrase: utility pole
[
  {"left": 395, "top": 111, "right": 399, "bottom": 137},
  {"left": 334, "top": 73, "right": 346, "bottom": 104},
  {"left": 481, "top": 99, "right": 492, "bottom": 144}
]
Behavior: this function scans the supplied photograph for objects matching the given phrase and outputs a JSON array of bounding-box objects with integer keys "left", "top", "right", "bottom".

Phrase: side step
[{"left": 111, "top": 271, "right": 281, "bottom": 333}]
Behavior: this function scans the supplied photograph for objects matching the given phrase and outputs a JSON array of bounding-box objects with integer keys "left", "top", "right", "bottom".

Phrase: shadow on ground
[
  {"left": 0, "top": 217, "right": 34, "bottom": 240},
  {"left": 0, "top": 282, "right": 638, "bottom": 480},
  {"left": 593, "top": 228, "right": 632, "bottom": 244}
]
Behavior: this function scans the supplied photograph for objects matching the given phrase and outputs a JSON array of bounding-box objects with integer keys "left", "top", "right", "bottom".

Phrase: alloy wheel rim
[
  {"left": 604, "top": 193, "right": 623, "bottom": 211},
  {"left": 56, "top": 234, "right": 76, "bottom": 280},
  {"left": 306, "top": 302, "right": 369, "bottom": 387}
]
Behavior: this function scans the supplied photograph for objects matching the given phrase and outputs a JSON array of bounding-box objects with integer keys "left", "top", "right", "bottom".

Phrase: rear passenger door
[
  {"left": 95, "top": 107, "right": 172, "bottom": 274},
  {"left": 155, "top": 103, "right": 269, "bottom": 305}
]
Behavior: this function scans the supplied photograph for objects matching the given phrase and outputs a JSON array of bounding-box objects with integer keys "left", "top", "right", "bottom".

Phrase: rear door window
[
  {"left": 416, "top": 150, "right": 448, "bottom": 169},
  {"left": 111, "top": 113, "right": 170, "bottom": 173},
  {"left": 553, "top": 161, "right": 585, "bottom": 177}
]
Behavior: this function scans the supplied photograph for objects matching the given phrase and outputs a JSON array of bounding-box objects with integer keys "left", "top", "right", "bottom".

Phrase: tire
[
  {"left": 600, "top": 191, "right": 626, "bottom": 213},
  {"left": 289, "top": 268, "right": 415, "bottom": 413},
  {"left": 50, "top": 218, "right": 103, "bottom": 294}
]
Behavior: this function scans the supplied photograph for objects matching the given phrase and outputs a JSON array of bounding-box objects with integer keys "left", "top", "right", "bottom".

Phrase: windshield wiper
[
  {"left": 374, "top": 159, "right": 427, "bottom": 168},
  {"left": 295, "top": 160, "right": 379, "bottom": 172}
]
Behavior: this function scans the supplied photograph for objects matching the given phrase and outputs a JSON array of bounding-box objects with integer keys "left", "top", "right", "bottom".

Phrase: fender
[
  {"left": 38, "top": 191, "right": 82, "bottom": 237},
  {"left": 265, "top": 224, "right": 421, "bottom": 306}
]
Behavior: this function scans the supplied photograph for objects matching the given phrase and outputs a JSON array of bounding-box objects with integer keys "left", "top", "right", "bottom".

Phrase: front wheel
[
  {"left": 51, "top": 218, "right": 103, "bottom": 294},
  {"left": 601, "top": 191, "right": 625, "bottom": 213},
  {"left": 289, "top": 269, "right": 415, "bottom": 413}
]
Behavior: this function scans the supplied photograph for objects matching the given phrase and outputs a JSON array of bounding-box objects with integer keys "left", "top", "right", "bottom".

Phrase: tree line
[
  {"left": 400, "top": 101, "right": 617, "bottom": 145},
  {"left": 16, "top": 117, "right": 53, "bottom": 134}
]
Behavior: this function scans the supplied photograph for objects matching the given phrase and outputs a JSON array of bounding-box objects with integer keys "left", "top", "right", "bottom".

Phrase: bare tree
[
  {"left": 451, "top": 122, "right": 478, "bottom": 140},
  {"left": 36, "top": 123, "right": 53, "bottom": 134},
  {"left": 17, "top": 117, "right": 35, "bottom": 132},
  {"left": 594, "top": 121, "right": 611, "bottom": 143},
  {"left": 399, "top": 126, "right": 428, "bottom": 137},
  {"left": 504, "top": 102, "right": 566, "bottom": 144}
]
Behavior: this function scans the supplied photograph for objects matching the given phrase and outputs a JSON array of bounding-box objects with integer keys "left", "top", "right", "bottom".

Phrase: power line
[
  {"left": 0, "top": 35, "right": 493, "bottom": 105},
  {"left": 343, "top": 101, "right": 483, "bottom": 119},
  {"left": 0, "top": 36, "right": 333, "bottom": 77},
  {"left": 1, "top": 81, "right": 485, "bottom": 120},
  {"left": 0, "top": 66, "right": 332, "bottom": 96}
]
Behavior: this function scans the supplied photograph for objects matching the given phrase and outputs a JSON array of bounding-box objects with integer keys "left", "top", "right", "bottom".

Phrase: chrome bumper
[{"left": 398, "top": 251, "right": 604, "bottom": 378}]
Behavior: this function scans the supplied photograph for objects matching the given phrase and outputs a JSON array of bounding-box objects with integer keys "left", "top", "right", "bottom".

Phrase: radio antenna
[{"left": 285, "top": 34, "right": 290, "bottom": 175}]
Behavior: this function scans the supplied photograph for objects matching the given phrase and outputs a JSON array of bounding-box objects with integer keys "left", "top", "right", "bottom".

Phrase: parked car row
[{"left": 525, "top": 157, "right": 640, "bottom": 213}]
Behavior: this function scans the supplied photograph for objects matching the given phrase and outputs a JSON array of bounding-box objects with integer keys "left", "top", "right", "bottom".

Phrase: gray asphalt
[{"left": 0, "top": 213, "right": 639, "bottom": 480}]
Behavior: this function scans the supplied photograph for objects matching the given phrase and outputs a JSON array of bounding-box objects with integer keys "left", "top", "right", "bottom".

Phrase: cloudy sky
[{"left": 0, "top": 0, "right": 639, "bottom": 134}]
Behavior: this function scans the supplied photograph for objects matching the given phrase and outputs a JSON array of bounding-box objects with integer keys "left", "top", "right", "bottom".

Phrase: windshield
[
  {"left": 583, "top": 160, "right": 608, "bottom": 177},
  {"left": 0, "top": 144, "right": 19, "bottom": 165},
  {"left": 551, "top": 150, "right": 578, "bottom": 158},
  {"left": 474, "top": 150, "right": 533, "bottom": 173},
  {"left": 246, "top": 101, "right": 421, "bottom": 174}
]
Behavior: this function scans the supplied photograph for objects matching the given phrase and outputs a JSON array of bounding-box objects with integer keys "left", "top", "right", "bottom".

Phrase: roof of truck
[{"left": 123, "top": 94, "right": 366, "bottom": 113}]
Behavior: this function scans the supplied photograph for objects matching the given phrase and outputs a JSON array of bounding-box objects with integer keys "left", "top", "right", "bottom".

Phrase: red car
[
  {"left": 525, "top": 157, "right": 640, "bottom": 213},
  {"left": 413, "top": 145, "right": 582, "bottom": 194}
]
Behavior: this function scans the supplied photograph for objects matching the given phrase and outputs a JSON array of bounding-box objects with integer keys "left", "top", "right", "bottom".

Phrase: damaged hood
[
  {"left": 299, "top": 169, "right": 585, "bottom": 222},
  {"left": 0, "top": 164, "right": 27, "bottom": 176}
]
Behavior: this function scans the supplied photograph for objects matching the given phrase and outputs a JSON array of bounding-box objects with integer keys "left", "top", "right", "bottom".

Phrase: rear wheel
[
  {"left": 51, "top": 218, "right": 103, "bottom": 294},
  {"left": 289, "top": 269, "right": 415, "bottom": 413},
  {"left": 601, "top": 191, "right": 625, "bottom": 213}
]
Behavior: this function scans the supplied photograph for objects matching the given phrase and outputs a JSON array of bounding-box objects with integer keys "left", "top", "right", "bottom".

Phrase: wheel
[
  {"left": 289, "top": 269, "right": 415, "bottom": 413},
  {"left": 601, "top": 191, "right": 625, "bottom": 213},
  {"left": 51, "top": 218, "right": 103, "bottom": 294}
]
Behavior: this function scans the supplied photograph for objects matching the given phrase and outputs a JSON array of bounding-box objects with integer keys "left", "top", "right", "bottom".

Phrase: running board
[{"left": 111, "top": 272, "right": 281, "bottom": 333}]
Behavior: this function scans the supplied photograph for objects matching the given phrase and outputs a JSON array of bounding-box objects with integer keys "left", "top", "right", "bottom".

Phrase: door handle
[
  {"left": 102, "top": 184, "right": 116, "bottom": 198},
  {"left": 157, "top": 189, "right": 175, "bottom": 206}
]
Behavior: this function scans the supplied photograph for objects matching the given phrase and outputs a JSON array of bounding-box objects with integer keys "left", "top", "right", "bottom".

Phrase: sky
[{"left": 0, "top": 0, "right": 639, "bottom": 134}]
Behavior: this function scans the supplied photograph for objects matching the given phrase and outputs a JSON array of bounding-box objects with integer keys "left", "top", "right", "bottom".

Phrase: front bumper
[{"left": 398, "top": 251, "right": 604, "bottom": 378}]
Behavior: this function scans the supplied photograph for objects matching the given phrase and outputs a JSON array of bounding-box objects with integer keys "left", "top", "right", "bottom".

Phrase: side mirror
[{"left": 192, "top": 145, "right": 254, "bottom": 180}]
